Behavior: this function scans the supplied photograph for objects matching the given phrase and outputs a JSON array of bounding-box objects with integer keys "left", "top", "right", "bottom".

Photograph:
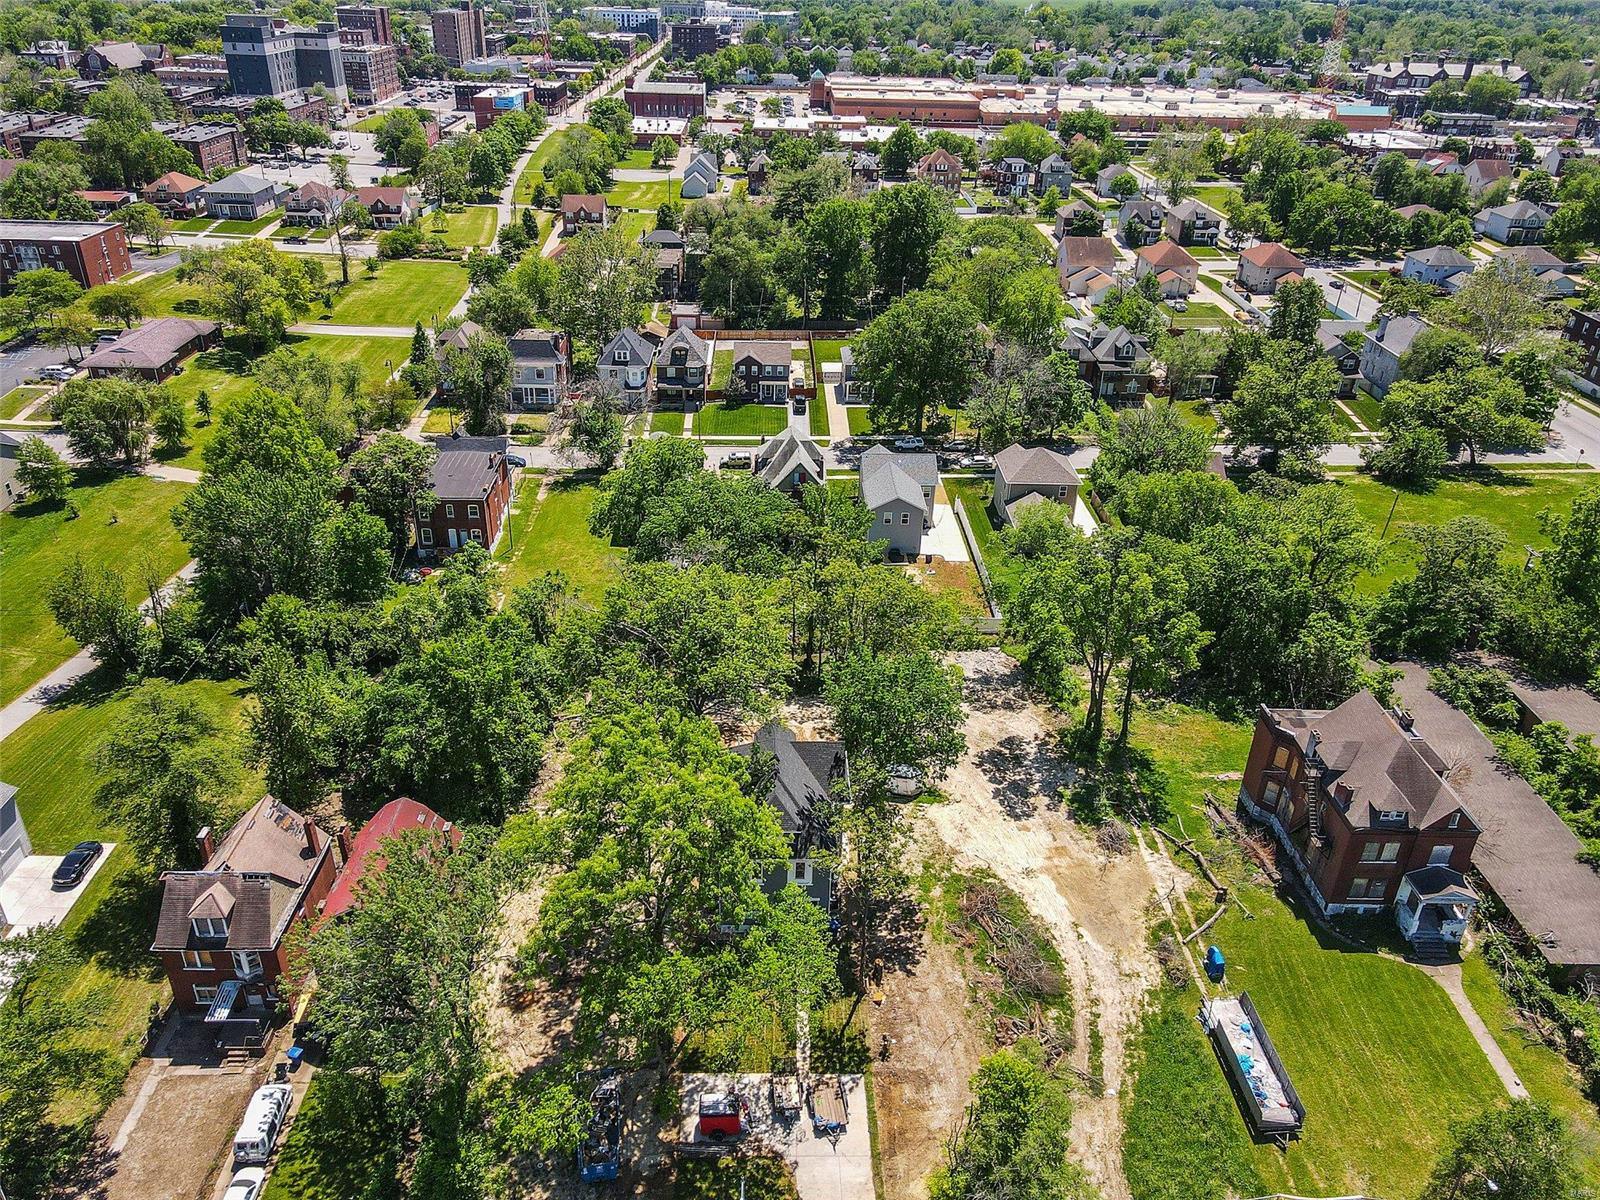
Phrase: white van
[{"left": 232, "top": 1084, "right": 292, "bottom": 1164}]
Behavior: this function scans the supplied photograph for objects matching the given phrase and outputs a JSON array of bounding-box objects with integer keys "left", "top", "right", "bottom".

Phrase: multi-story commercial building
[
  {"left": 334, "top": 4, "right": 393, "bottom": 46},
  {"left": 341, "top": 38, "right": 401, "bottom": 104},
  {"left": 1564, "top": 309, "right": 1600, "bottom": 399},
  {"left": 0, "top": 219, "right": 131, "bottom": 289},
  {"left": 170, "top": 123, "right": 249, "bottom": 173},
  {"left": 1363, "top": 56, "right": 1534, "bottom": 118},
  {"left": 222, "top": 14, "right": 348, "bottom": 101},
  {"left": 582, "top": 6, "right": 661, "bottom": 39},
  {"left": 471, "top": 86, "right": 533, "bottom": 129},
  {"left": 431, "top": 3, "right": 487, "bottom": 68},
  {"left": 624, "top": 77, "right": 706, "bottom": 119},
  {"left": 670, "top": 20, "right": 725, "bottom": 60},
  {"left": 192, "top": 92, "right": 332, "bottom": 126}
]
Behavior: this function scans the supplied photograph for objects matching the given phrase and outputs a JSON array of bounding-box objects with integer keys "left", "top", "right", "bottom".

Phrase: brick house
[
  {"left": 82, "top": 317, "right": 221, "bottom": 381},
  {"left": 320, "top": 797, "right": 459, "bottom": 922},
  {"left": 143, "top": 171, "right": 208, "bottom": 218},
  {"left": 914, "top": 148, "right": 963, "bottom": 191},
  {"left": 284, "top": 181, "right": 352, "bottom": 227},
  {"left": 354, "top": 185, "right": 413, "bottom": 229},
  {"left": 170, "top": 123, "right": 248, "bottom": 173},
  {"left": 1238, "top": 692, "right": 1481, "bottom": 953},
  {"left": 415, "top": 435, "right": 512, "bottom": 555},
  {"left": 1564, "top": 308, "right": 1600, "bottom": 399},
  {"left": 150, "top": 795, "right": 338, "bottom": 1024},
  {"left": 561, "top": 193, "right": 609, "bottom": 235}
]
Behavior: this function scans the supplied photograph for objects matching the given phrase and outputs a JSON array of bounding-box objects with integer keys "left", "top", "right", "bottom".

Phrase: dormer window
[
  {"left": 617, "top": 348, "right": 629, "bottom": 363},
  {"left": 1447, "top": 811, "right": 1460, "bottom": 829},
  {"left": 192, "top": 916, "right": 228, "bottom": 938},
  {"left": 1379, "top": 809, "right": 1405, "bottom": 824}
]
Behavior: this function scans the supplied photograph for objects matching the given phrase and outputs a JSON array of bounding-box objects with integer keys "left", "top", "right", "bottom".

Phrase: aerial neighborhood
[{"left": 3, "top": 0, "right": 1600, "bottom": 1199}]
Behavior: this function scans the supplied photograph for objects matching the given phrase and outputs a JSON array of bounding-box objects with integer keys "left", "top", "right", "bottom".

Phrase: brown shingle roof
[
  {"left": 81, "top": 317, "right": 217, "bottom": 372},
  {"left": 1138, "top": 239, "right": 1198, "bottom": 270},
  {"left": 1240, "top": 241, "right": 1305, "bottom": 268}
]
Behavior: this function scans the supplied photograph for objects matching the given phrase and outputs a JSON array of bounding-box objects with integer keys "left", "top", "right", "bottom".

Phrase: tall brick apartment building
[
  {"left": 430, "top": 2, "right": 486, "bottom": 68},
  {"left": 0, "top": 219, "right": 130, "bottom": 288},
  {"left": 1239, "top": 692, "right": 1481, "bottom": 955},
  {"left": 150, "top": 795, "right": 339, "bottom": 1023}
]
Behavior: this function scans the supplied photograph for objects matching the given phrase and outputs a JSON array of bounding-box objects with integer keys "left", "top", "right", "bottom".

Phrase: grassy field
[
  {"left": 696, "top": 401, "right": 787, "bottom": 438},
  {"left": 1458, "top": 952, "right": 1600, "bottom": 1188},
  {"left": 261, "top": 1072, "right": 397, "bottom": 1200},
  {"left": 1167, "top": 300, "right": 1229, "bottom": 328},
  {"left": 605, "top": 176, "right": 681, "bottom": 210},
  {"left": 1212, "top": 891, "right": 1507, "bottom": 1197},
  {"left": 1188, "top": 246, "right": 1230, "bottom": 260},
  {"left": 211, "top": 209, "right": 284, "bottom": 235},
  {"left": 649, "top": 408, "right": 686, "bottom": 434},
  {"left": 610, "top": 210, "right": 655, "bottom": 244},
  {"left": 944, "top": 477, "right": 1027, "bottom": 606},
  {"left": 125, "top": 269, "right": 208, "bottom": 318},
  {"left": 808, "top": 398, "right": 830, "bottom": 438},
  {"left": 0, "top": 473, "right": 193, "bottom": 706},
  {"left": 318, "top": 259, "right": 469, "bottom": 327},
  {"left": 1191, "top": 184, "right": 1240, "bottom": 213},
  {"left": 348, "top": 112, "right": 388, "bottom": 133},
  {"left": 1344, "top": 387, "right": 1385, "bottom": 430},
  {"left": 1334, "top": 468, "right": 1599, "bottom": 590},
  {"left": 1173, "top": 399, "right": 1219, "bottom": 434},
  {"left": 1344, "top": 268, "right": 1398, "bottom": 292},
  {"left": 173, "top": 216, "right": 215, "bottom": 232},
  {"left": 1135, "top": 702, "right": 1255, "bottom": 855},
  {"left": 429, "top": 205, "right": 499, "bottom": 249},
  {"left": 0, "top": 674, "right": 262, "bottom": 1121},
  {"left": 494, "top": 474, "right": 620, "bottom": 600},
  {"left": 157, "top": 333, "right": 410, "bottom": 470},
  {"left": 514, "top": 123, "right": 598, "bottom": 203},
  {"left": 269, "top": 225, "right": 336, "bottom": 242},
  {"left": 0, "top": 383, "right": 50, "bottom": 419}
]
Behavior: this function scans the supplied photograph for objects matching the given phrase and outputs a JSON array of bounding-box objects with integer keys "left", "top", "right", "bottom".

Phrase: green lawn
[
  {"left": 125, "top": 269, "right": 208, "bottom": 318},
  {"left": 494, "top": 474, "right": 620, "bottom": 600},
  {"left": 173, "top": 216, "right": 216, "bottom": 232},
  {"left": 427, "top": 205, "right": 499, "bottom": 249},
  {"left": 605, "top": 176, "right": 681, "bottom": 210},
  {"left": 0, "top": 473, "right": 193, "bottom": 706},
  {"left": 514, "top": 123, "right": 598, "bottom": 203},
  {"left": 710, "top": 348, "right": 734, "bottom": 391},
  {"left": 349, "top": 112, "right": 388, "bottom": 133},
  {"left": 650, "top": 408, "right": 686, "bottom": 434},
  {"left": 845, "top": 406, "right": 873, "bottom": 436},
  {"left": 611, "top": 210, "right": 655, "bottom": 244},
  {"left": 261, "top": 1072, "right": 397, "bottom": 1200},
  {"left": 1343, "top": 268, "right": 1398, "bottom": 293},
  {"left": 0, "top": 383, "right": 50, "bottom": 419},
  {"left": 211, "top": 209, "right": 284, "bottom": 235},
  {"left": 1458, "top": 952, "right": 1600, "bottom": 1189},
  {"left": 318, "top": 259, "right": 469, "bottom": 327},
  {"left": 1191, "top": 184, "right": 1240, "bottom": 213},
  {"left": 944, "top": 478, "right": 1017, "bottom": 600},
  {"left": 695, "top": 401, "right": 787, "bottom": 438},
  {"left": 1167, "top": 300, "right": 1229, "bottom": 328},
  {"left": 812, "top": 338, "right": 851, "bottom": 364},
  {"left": 1188, "top": 246, "right": 1229, "bottom": 260},
  {"left": 1211, "top": 891, "right": 1509, "bottom": 1197},
  {"left": 808, "top": 398, "right": 829, "bottom": 438},
  {"left": 1135, "top": 702, "right": 1255, "bottom": 857},
  {"left": 1334, "top": 469, "right": 1600, "bottom": 591},
  {"left": 1344, "top": 387, "right": 1385, "bottom": 430},
  {"left": 0, "top": 674, "right": 262, "bottom": 1124},
  {"left": 1173, "top": 399, "right": 1219, "bottom": 434},
  {"left": 616, "top": 148, "right": 657, "bottom": 171},
  {"left": 157, "top": 333, "right": 410, "bottom": 470},
  {"left": 269, "top": 225, "right": 336, "bottom": 242}
]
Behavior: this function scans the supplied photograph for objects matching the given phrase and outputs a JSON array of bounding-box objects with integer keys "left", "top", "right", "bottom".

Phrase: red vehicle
[{"left": 697, "top": 1093, "right": 748, "bottom": 1142}]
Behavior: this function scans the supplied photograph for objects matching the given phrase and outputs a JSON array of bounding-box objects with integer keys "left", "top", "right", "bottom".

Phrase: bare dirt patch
[
  {"left": 921, "top": 649, "right": 1173, "bottom": 1200},
  {"left": 96, "top": 1066, "right": 270, "bottom": 1200}
]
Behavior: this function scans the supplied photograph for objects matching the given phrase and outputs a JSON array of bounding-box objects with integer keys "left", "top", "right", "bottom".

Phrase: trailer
[
  {"left": 1202, "top": 992, "right": 1305, "bottom": 1143},
  {"left": 809, "top": 1078, "right": 848, "bottom": 1138},
  {"left": 577, "top": 1073, "right": 623, "bottom": 1183}
]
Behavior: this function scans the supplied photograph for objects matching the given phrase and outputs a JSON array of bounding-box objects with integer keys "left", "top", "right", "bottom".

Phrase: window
[
  {"left": 1271, "top": 744, "right": 1290, "bottom": 768},
  {"left": 470, "top": 529, "right": 483, "bottom": 543},
  {"left": 900, "top": 512, "right": 910, "bottom": 525},
  {"left": 0, "top": 796, "right": 15, "bottom": 835},
  {"left": 193, "top": 986, "right": 218, "bottom": 1006},
  {"left": 445, "top": 503, "right": 455, "bottom": 518},
  {"left": 788, "top": 858, "right": 811, "bottom": 887},
  {"left": 1429, "top": 844, "right": 1453, "bottom": 866},
  {"left": 181, "top": 950, "right": 210, "bottom": 971},
  {"left": 233, "top": 951, "right": 263, "bottom": 979},
  {"left": 419, "top": 526, "right": 434, "bottom": 546},
  {"left": 1349, "top": 877, "right": 1385, "bottom": 900},
  {"left": 1360, "top": 841, "right": 1401, "bottom": 863},
  {"left": 467, "top": 504, "right": 480, "bottom": 518},
  {"left": 1447, "top": 811, "right": 1461, "bottom": 829},
  {"left": 882, "top": 513, "right": 893, "bottom": 525},
  {"left": 191, "top": 916, "right": 228, "bottom": 938},
  {"left": 1260, "top": 780, "right": 1283, "bottom": 810}
]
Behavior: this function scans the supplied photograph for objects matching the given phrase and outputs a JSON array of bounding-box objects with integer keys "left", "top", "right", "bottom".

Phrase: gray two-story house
[
  {"left": 1360, "top": 312, "right": 1430, "bottom": 396},
  {"left": 508, "top": 328, "right": 568, "bottom": 409},
  {"left": 1402, "top": 245, "right": 1475, "bottom": 289},
  {"left": 1473, "top": 200, "right": 1550, "bottom": 246},
  {"left": 198, "top": 171, "right": 285, "bottom": 221},
  {"left": 860, "top": 444, "right": 937, "bottom": 557},
  {"left": 1037, "top": 153, "right": 1072, "bottom": 195},
  {"left": 1164, "top": 199, "right": 1221, "bottom": 246},
  {"left": 655, "top": 326, "right": 710, "bottom": 408},
  {"left": 732, "top": 722, "right": 843, "bottom": 910},
  {"left": 597, "top": 328, "right": 656, "bottom": 406}
]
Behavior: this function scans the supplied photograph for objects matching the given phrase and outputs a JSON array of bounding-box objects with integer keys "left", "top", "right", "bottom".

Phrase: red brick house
[
  {"left": 150, "top": 796, "right": 338, "bottom": 1027},
  {"left": 143, "top": 171, "right": 208, "bottom": 218},
  {"left": 416, "top": 435, "right": 512, "bottom": 555},
  {"left": 320, "top": 797, "right": 460, "bottom": 922},
  {"left": 354, "top": 185, "right": 414, "bottom": 229},
  {"left": 1239, "top": 692, "right": 1481, "bottom": 955},
  {"left": 915, "top": 148, "right": 963, "bottom": 190},
  {"left": 561, "top": 193, "right": 609, "bottom": 235},
  {"left": 0, "top": 219, "right": 130, "bottom": 289}
]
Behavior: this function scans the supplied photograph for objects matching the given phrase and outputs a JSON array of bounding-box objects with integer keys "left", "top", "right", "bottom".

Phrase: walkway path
[
  {"left": 1418, "top": 962, "right": 1529, "bottom": 1099},
  {"left": 289, "top": 322, "right": 415, "bottom": 338}
]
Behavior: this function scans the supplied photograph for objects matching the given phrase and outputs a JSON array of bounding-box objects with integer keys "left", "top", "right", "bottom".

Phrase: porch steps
[
  {"left": 220, "top": 1047, "right": 253, "bottom": 1072},
  {"left": 1408, "top": 934, "right": 1457, "bottom": 964}
]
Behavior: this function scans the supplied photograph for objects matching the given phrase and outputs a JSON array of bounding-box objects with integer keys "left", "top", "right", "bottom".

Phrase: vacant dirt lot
[{"left": 916, "top": 649, "right": 1173, "bottom": 1200}]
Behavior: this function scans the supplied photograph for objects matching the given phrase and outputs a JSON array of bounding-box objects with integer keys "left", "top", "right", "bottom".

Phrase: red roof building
[{"left": 321, "top": 797, "right": 460, "bottom": 921}]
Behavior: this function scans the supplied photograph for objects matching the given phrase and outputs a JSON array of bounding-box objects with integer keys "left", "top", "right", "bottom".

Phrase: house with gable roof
[
  {"left": 655, "top": 325, "right": 710, "bottom": 408},
  {"left": 752, "top": 427, "right": 824, "bottom": 496},
  {"left": 597, "top": 328, "right": 656, "bottom": 405},
  {"left": 992, "top": 443, "right": 1081, "bottom": 526},
  {"left": 1236, "top": 242, "right": 1306, "bottom": 294},
  {"left": 731, "top": 723, "right": 844, "bottom": 909},
  {"left": 1134, "top": 239, "right": 1199, "bottom": 297},
  {"left": 860, "top": 444, "right": 938, "bottom": 556},
  {"left": 151, "top": 795, "right": 339, "bottom": 1023}
]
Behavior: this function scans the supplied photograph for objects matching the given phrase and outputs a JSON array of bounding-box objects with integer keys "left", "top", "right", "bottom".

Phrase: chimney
[
  {"left": 198, "top": 825, "right": 215, "bottom": 861},
  {"left": 304, "top": 819, "right": 320, "bottom": 856},
  {"left": 336, "top": 823, "right": 352, "bottom": 861},
  {"left": 1376, "top": 312, "right": 1390, "bottom": 340},
  {"left": 1402, "top": 54, "right": 1411, "bottom": 70},
  {"left": 1462, "top": 57, "right": 1475, "bottom": 81},
  {"left": 1500, "top": 57, "right": 1511, "bottom": 71}
]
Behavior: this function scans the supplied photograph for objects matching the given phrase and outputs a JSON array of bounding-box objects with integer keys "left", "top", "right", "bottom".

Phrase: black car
[{"left": 52, "top": 841, "right": 104, "bottom": 889}]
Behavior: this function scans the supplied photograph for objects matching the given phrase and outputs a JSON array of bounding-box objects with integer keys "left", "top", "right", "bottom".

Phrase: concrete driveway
[{"left": 0, "top": 843, "right": 116, "bottom": 935}]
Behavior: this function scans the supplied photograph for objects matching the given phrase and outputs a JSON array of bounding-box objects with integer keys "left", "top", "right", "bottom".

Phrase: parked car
[
  {"left": 893, "top": 435, "right": 925, "bottom": 451},
  {"left": 224, "top": 1168, "right": 267, "bottom": 1200},
  {"left": 886, "top": 764, "right": 924, "bottom": 798},
  {"left": 233, "top": 1084, "right": 293, "bottom": 1164},
  {"left": 505, "top": 453, "right": 528, "bottom": 468},
  {"left": 722, "top": 449, "right": 752, "bottom": 468},
  {"left": 283, "top": 235, "right": 308, "bottom": 245},
  {"left": 1329, "top": 277, "right": 1346, "bottom": 289},
  {"left": 1169, "top": 299, "right": 1188, "bottom": 312},
  {"left": 36, "top": 364, "right": 75, "bottom": 382},
  {"left": 959, "top": 454, "right": 994, "bottom": 470},
  {"left": 52, "top": 841, "right": 104, "bottom": 889}
]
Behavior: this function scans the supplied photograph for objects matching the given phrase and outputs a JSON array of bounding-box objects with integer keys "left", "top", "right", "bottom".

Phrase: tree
[
  {"left": 855, "top": 291, "right": 986, "bottom": 436},
  {"left": 870, "top": 183, "right": 956, "bottom": 296},
  {"left": 1441, "top": 259, "right": 1558, "bottom": 358},
  {"left": 550, "top": 225, "right": 655, "bottom": 352},
  {"left": 329, "top": 198, "right": 373, "bottom": 286},
  {"left": 824, "top": 651, "right": 965, "bottom": 777},
  {"left": 182, "top": 241, "right": 322, "bottom": 348},
  {"left": 1266, "top": 277, "right": 1325, "bottom": 345},
  {"left": 85, "top": 283, "right": 144, "bottom": 328},
  {"left": 11, "top": 267, "right": 81, "bottom": 329},
  {"left": 347, "top": 433, "right": 439, "bottom": 557},
  {"left": 800, "top": 197, "right": 871, "bottom": 319},
  {"left": 51, "top": 376, "right": 157, "bottom": 467},
  {"left": 929, "top": 1044, "right": 1094, "bottom": 1200},
  {"left": 523, "top": 695, "right": 835, "bottom": 1081},
  {"left": 443, "top": 331, "right": 514, "bottom": 435},
  {"left": 880, "top": 122, "right": 923, "bottom": 176},
  {"left": 1006, "top": 526, "right": 1207, "bottom": 754},
  {"left": 93, "top": 681, "right": 239, "bottom": 871},
  {"left": 153, "top": 390, "right": 188, "bottom": 454},
  {"left": 1372, "top": 516, "right": 1507, "bottom": 658},
  {"left": 1221, "top": 342, "right": 1338, "bottom": 474},
  {"left": 13, "top": 436, "right": 71, "bottom": 504},
  {"left": 1421, "top": 1101, "right": 1579, "bottom": 1200},
  {"left": 996, "top": 267, "right": 1066, "bottom": 354},
  {"left": 1107, "top": 172, "right": 1140, "bottom": 200},
  {"left": 114, "top": 201, "right": 170, "bottom": 251},
  {"left": 589, "top": 435, "right": 707, "bottom": 546},
  {"left": 566, "top": 391, "right": 627, "bottom": 470},
  {"left": 47, "top": 556, "right": 148, "bottom": 676},
  {"left": 1382, "top": 366, "right": 1544, "bottom": 465},
  {"left": 1362, "top": 425, "right": 1450, "bottom": 488},
  {"left": 1155, "top": 329, "right": 1225, "bottom": 401},
  {"left": 1146, "top": 128, "right": 1205, "bottom": 204},
  {"left": 1087, "top": 400, "right": 1211, "bottom": 502},
  {"left": 650, "top": 135, "right": 676, "bottom": 168},
  {"left": 328, "top": 152, "right": 352, "bottom": 190},
  {"left": 987, "top": 121, "right": 1056, "bottom": 165}
]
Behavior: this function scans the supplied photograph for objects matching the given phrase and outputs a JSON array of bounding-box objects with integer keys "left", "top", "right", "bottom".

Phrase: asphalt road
[{"left": 0, "top": 336, "right": 70, "bottom": 395}]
